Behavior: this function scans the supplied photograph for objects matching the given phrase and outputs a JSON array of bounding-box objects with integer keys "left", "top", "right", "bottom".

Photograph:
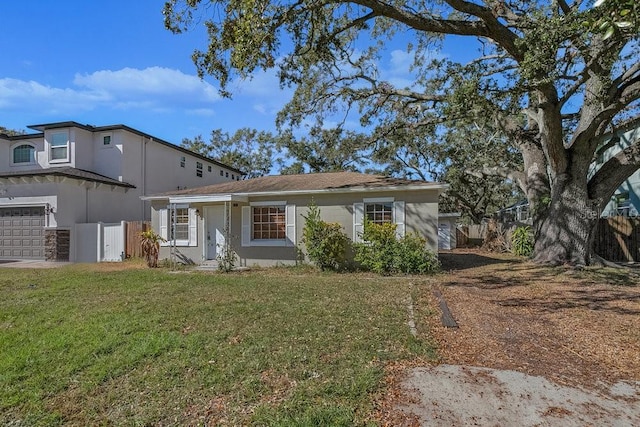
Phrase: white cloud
[
  {"left": 253, "top": 104, "right": 267, "bottom": 115},
  {"left": 0, "top": 78, "right": 109, "bottom": 112},
  {"left": 187, "top": 108, "right": 216, "bottom": 117},
  {"left": 230, "top": 68, "right": 294, "bottom": 118},
  {"left": 74, "top": 67, "right": 220, "bottom": 102},
  {"left": 0, "top": 67, "right": 221, "bottom": 115},
  {"left": 389, "top": 49, "right": 414, "bottom": 75}
]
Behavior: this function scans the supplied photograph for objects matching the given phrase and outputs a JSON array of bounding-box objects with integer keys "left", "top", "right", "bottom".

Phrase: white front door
[
  {"left": 206, "top": 205, "right": 226, "bottom": 260},
  {"left": 438, "top": 222, "right": 451, "bottom": 250}
]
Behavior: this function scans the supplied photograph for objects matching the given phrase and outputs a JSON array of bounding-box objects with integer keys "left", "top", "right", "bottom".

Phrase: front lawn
[{"left": 0, "top": 263, "right": 435, "bottom": 426}]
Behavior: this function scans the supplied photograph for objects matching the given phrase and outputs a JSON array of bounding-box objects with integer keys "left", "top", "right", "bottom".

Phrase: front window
[
  {"left": 253, "top": 206, "right": 286, "bottom": 240},
  {"left": 12, "top": 144, "right": 35, "bottom": 164},
  {"left": 50, "top": 132, "right": 69, "bottom": 161},
  {"left": 365, "top": 202, "right": 393, "bottom": 224},
  {"left": 170, "top": 208, "right": 189, "bottom": 241}
]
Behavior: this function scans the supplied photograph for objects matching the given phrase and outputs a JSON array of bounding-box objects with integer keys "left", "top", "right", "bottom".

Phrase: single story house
[{"left": 144, "top": 171, "right": 448, "bottom": 267}]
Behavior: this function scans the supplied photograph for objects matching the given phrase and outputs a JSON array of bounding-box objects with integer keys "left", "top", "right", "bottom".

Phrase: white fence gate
[{"left": 73, "top": 221, "right": 126, "bottom": 262}]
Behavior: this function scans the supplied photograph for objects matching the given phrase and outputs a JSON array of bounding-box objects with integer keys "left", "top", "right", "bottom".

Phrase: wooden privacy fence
[
  {"left": 125, "top": 221, "right": 151, "bottom": 259},
  {"left": 594, "top": 217, "right": 640, "bottom": 262},
  {"left": 455, "top": 224, "right": 486, "bottom": 247},
  {"left": 456, "top": 218, "right": 640, "bottom": 261}
]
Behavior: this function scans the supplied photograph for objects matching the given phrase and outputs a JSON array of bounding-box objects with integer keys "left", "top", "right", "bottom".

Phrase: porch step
[
  {"left": 195, "top": 260, "right": 219, "bottom": 271},
  {"left": 194, "top": 260, "right": 251, "bottom": 272}
]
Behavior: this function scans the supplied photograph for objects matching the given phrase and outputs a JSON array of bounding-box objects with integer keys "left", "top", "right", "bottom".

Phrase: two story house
[{"left": 0, "top": 121, "right": 242, "bottom": 262}]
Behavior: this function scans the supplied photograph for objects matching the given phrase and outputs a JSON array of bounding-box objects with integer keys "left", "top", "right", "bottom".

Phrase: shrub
[
  {"left": 354, "top": 221, "right": 398, "bottom": 275},
  {"left": 511, "top": 225, "right": 534, "bottom": 257},
  {"left": 354, "top": 220, "right": 440, "bottom": 275},
  {"left": 302, "top": 202, "right": 350, "bottom": 271},
  {"left": 394, "top": 233, "right": 441, "bottom": 274}
]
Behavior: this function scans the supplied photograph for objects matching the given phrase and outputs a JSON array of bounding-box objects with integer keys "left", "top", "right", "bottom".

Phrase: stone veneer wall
[{"left": 45, "top": 229, "right": 70, "bottom": 261}]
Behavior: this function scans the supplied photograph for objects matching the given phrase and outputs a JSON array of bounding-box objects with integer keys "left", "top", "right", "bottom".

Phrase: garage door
[{"left": 0, "top": 207, "right": 45, "bottom": 259}]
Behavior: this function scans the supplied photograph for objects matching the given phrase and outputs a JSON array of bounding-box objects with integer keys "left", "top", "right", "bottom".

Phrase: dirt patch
[{"left": 382, "top": 249, "right": 640, "bottom": 425}]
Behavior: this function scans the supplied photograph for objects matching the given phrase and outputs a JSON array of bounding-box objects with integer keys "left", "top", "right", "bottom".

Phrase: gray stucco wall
[{"left": 152, "top": 188, "right": 440, "bottom": 267}]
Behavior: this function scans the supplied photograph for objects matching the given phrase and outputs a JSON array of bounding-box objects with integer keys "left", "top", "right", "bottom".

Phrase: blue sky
[{"left": 0, "top": 1, "right": 471, "bottom": 145}]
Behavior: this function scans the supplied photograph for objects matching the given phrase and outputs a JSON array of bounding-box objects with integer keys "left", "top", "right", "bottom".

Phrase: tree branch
[
  {"left": 346, "top": 0, "right": 524, "bottom": 60},
  {"left": 466, "top": 165, "right": 526, "bottom": 192}
]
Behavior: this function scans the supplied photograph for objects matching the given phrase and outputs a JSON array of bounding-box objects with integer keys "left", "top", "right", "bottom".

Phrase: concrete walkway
[{"left": 0, "top": 260, "right": 72, "bottom": 269}]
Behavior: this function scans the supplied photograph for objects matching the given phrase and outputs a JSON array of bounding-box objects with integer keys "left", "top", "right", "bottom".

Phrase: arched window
[{"left": 12, "top": 144, "right": 35, "bottom": 164}]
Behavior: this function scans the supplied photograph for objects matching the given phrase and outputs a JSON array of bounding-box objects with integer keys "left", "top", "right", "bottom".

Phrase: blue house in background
[
  {"left": 591, "top": 119, "right": 640, "bottom": 217},
  {"left": 498, "top": 118, "right": 640, "bottom": 222}
]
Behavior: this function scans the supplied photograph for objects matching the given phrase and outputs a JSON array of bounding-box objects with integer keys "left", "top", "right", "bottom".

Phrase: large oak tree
[{"left": 164, "top": 0, "right": 639, "bottom": 266}]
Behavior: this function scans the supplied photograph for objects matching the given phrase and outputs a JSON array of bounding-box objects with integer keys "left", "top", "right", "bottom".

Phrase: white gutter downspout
[{"left": 141, "top": 136, "right": 149, "bottom": 220}]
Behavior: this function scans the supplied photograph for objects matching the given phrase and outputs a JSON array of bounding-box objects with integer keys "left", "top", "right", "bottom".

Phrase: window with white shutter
[{"left": 355, "top": 197, "right": 405, "bottom": 241}]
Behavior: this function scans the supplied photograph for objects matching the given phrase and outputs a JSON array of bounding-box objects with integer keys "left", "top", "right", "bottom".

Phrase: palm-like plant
[{"left": 139, "top": 230, "right": 166, "bottom": 268}]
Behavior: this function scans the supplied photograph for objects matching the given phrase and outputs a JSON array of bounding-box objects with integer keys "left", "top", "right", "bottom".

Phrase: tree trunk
[{"left": 532, "top": 173, "right": 599, "bottom": 266}]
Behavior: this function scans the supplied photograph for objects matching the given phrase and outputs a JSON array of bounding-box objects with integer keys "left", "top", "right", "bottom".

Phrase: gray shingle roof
[{"left": 154, "top": 171, "right": 443, "bottom": 197}]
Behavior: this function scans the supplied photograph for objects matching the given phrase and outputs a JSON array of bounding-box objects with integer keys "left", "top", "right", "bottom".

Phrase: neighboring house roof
[
  {"left": 0, "top": 167, "right": 136, "bottom": 189},
  {"left": 1, "top": 121, "right": 243, "bottom": 175},
  {"left": 144, "top": 171, "right": 448, "bottom": 201}
]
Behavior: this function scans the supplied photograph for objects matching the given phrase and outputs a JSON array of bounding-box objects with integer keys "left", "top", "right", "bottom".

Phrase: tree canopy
[
  {"left": 165, "top": 0, "right": 640, "bottom": 265},
  {"left": 0, "top": 126, "right": 24, "bottom": 136},
  {"left": 182, "top": 128, "right": 276, "bottom": 178}
]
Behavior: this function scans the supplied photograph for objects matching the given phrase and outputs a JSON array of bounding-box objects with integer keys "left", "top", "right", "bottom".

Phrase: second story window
[
  {"left": 50, "top": 132, "right": 69, "bottom": 162},
  {"left": 208, "top": 165, "right": 212, "bottom": 172},
  {"left": 220, "top": 170, "right": 224, "bottom": 176},
  {"left": 12, "top": 144, "right": 36, "bottom": 165},
  {"left": 180, "top": 156, "right": 186, "bottom": 168},
  {"left": 196, "top": 162, "right": 203, "bottom": 177}
]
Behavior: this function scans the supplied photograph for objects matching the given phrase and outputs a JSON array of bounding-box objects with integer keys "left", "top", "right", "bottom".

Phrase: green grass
[{"left": 0, "top": 263, "right": 436, "bottom": 426}]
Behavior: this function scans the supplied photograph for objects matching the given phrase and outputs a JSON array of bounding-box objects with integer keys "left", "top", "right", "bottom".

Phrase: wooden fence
[
  {"left": 125, "top": 221, "right": 151, "bottom": 259},
  {"left": 594, "top": 217, "right": 640, "bottom": 262},
  {"left": 456, "top": 218, "right": 639, "bottom": 262}
]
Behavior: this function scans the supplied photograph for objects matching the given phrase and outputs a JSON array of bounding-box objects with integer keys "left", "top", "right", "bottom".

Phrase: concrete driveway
[{"left": 0, "top": 260, "right": 72, "bottom": 269}]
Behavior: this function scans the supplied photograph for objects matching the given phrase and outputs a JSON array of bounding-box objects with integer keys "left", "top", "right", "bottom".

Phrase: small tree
[
  {"left": 140, "top": 230, "right": 166, "bottom": 268},
  {"left": 302, "top": 202, "right": 350, "bottom": 271},
  {"left": 217, "top": 222, "right": 238, "bottom": 272}
]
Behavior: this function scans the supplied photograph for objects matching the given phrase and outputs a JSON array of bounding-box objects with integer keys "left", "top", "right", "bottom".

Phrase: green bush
[
  {"left": 354, "top": 221, "right": 398, "bottom": 274},
  {"left": 394, "top": 233, "right": 441, "bottom": 274},
  {"left": 302, "top": 202, "right": 350, "bottom": 271},
  {"left": 354, "top": 220, "right": 440, "bottom": 275},
  {"left": 511, "top": 225, "right": 534, "bottom": 257}
]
